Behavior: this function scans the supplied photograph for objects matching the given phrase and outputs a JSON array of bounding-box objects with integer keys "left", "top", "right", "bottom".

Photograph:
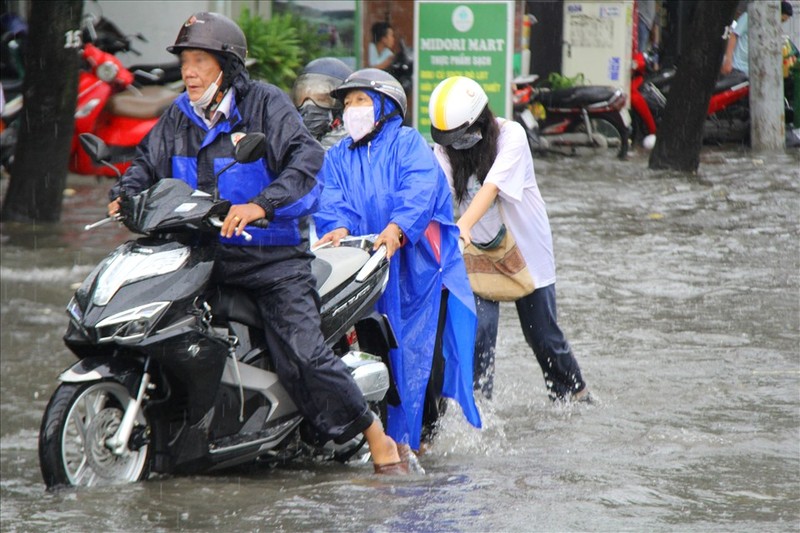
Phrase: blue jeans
[
  {"left": 474, "top": 284, "right": 586, "bottom": 401},
  {"left": 638, "top": 18, "right": 652, "bottom": 53}
]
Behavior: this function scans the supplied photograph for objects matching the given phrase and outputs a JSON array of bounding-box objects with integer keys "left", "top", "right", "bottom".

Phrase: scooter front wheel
[{"left": 39, "top": 381, "right": 151, "bottom": 489}]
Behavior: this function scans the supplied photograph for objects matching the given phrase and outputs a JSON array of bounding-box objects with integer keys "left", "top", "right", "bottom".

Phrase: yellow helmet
[{"left": 428, "top": 76, "right": 488, "bottom": 146}]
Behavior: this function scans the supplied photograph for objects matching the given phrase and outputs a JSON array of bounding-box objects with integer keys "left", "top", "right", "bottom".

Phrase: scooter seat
[
  {"left": 312, "top": 246, "right": 370, "bottom": 297},
  {"left": 715, "top": 70, "right": 748, "bottom": 92},
  {"left": 208, "top": 246, "right": 371, "bottom": 329},
  {"left": 540, "top": 86, "right": 619, "bottom": 108},
  {"left": 209, "top": 286, "right": 261, "bottom": 328},
  {"left": 107, "top": 86, "right": 178, "bottom": 119}
]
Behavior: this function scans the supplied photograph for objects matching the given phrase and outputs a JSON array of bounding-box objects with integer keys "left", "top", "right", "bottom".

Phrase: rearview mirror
[
  {"left": 79, "top": 133, "right": 112, "bottom": 164},
  {"left": 234, "top": 133, "right": 266, "bottom": 164}
]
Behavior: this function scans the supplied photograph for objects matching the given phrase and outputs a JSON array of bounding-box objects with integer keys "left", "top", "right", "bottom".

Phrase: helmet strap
[{"left": 203, "top": 56, "right": 243, "bottom": 120}]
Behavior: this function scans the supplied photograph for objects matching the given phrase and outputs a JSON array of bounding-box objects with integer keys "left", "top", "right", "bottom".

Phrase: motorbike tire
[
  {"left": 39, "top": 381, "right": 151, "bottom": 489},
  {"left": 569, "top": 112, "right": 630, "bottom": 159}
]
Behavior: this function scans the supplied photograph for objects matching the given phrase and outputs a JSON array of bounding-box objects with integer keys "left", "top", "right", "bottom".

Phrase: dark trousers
[
  {"left": 474, "top": 284, "right": 586, "bottom": 401},
  {"left": 214, "top": 245, "right": 373, "bottom": 443},
  {"left": 420, "top": 290, "right": 448, "bottom": 444}
]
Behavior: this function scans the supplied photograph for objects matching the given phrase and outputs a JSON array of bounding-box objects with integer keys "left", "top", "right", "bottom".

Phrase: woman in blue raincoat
[{"left": 314, "top": 68, "right": 481, "bottom": 454}]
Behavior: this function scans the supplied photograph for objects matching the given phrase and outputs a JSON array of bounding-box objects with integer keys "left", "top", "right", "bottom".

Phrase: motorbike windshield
[{"left": 121, "top": 179, "right": 229, "bottom": 235}]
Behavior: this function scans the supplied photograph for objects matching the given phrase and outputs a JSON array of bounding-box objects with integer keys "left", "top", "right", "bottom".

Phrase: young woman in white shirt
[{"left": 429, "top": 76, "right": 593, "bottom": 403}]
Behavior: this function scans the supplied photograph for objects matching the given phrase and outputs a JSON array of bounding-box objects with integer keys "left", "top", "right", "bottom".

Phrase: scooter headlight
[
  {"left": 95, "top": 301, "right": 169, "bottom": 343},
  {"left": 93, "top": 246, "right": 190, "bottom": 306},
  {"left": 96, "top": 61, "right": 119, "bottom": 83}
]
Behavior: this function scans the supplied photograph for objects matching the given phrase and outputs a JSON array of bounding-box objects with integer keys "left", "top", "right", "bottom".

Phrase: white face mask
[
  {"left": 191, "top": 71, "right": 223, "bottom": 111},
  {"left": 343, "top": 105, "right": 375, "bottom": 142}
]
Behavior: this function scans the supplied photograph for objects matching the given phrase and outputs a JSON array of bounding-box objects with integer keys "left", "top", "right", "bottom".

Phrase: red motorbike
[
  {"left": 70, "top": 42, "right": 178, "bottom": 177},
  {"left": 629, "top": 52, "right": 750, "bottom": 148}
]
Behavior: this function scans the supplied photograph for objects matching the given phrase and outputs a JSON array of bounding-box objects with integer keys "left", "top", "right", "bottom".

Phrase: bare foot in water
[{"left": 363, "top": 421, "right": 407, "bottom": 474}]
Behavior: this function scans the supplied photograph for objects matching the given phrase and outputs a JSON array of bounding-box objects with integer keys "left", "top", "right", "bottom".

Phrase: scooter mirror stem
[
  {"left": 212, "top": 160, "right": 237, "bottom": 202},
  {"left": 213, "top": 133, "right": 267, "bottom": 201}
]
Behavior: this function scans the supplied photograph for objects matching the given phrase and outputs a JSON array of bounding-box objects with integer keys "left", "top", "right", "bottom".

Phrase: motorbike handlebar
[
  {"left": 249, "top": 219, "right": 270, "bottom": 229},
  {"left": 84, "top": 215, "right": 120, "bottom": 231},
  {"left": 355, "top": 244, "right": 387, "bottom": 283},
  {"left": 207, "top": 216, "right": 258, "bottom": 242}
]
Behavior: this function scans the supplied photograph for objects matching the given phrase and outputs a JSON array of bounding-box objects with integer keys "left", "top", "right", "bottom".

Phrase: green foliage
[
  {"left": 237, "top": 8, "right": 327, "bottom": 92},
  {"left": 547, "top": 72, "right": 585, "bottom": 90}
]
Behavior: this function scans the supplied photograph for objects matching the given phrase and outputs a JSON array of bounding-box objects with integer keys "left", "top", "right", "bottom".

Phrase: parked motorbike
[
  {"left": 0, "top": 89, "right": 22, "bottom": 173},
  {"left": 1, "top": 13, "right": 180, "bottom": 177},
  {"left": 512, "top": 74, "right": 630, "bottom": 159},
  {"left": 629, "top": 51, "right": 752, "bottom": 147},
  {"left": 0, "top": 11, "right": 27, "bottom": 172},
  {"left": 70, "top": 15, "right": 180, "bottom": 177},
  {"left": 82, "top": 13, "right": 182, "bottom": 87},
  {"left": 38, "top": 133, "right": 396, "bottom": 489},
  {"left": 388, "top": 39, "right": 413, "bottom": 94}
]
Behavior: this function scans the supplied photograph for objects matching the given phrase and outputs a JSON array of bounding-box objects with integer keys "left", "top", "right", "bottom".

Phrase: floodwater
[{"left": 1, "top": 147, "right": 798, "bottom": 532}]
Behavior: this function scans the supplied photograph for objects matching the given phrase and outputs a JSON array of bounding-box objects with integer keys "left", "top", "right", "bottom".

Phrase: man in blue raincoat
[
  {"left": 107, "top": 13, "right": 406, "bottom": 475},
  {"left": 314, "top": 68, "right": 481, "bottom": 453}
]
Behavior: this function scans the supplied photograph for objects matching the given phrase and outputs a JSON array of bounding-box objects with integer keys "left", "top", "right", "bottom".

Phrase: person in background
[
  {"left": 314, "top": 68, "right": 481, "bottom": 457},
  {"left": 637, "top": 0, "right": 660, "bottom": 55},
  {"left": 291, "top": 57, "right": 352, "bottom": 150},
  {"left": 722, "top": 1, "right": 793, "bottom": 76},
  {"left": 107, "top": 12, "right": 407, "bottom": 476},
  {"left": 368, "top": 22, "right": 396, "bottom": 71},
  {"left": 428, "top": 76, "right": 593, "bottom": 404}
]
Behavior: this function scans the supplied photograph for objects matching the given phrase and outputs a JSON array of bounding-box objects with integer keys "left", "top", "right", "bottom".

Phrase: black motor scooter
[{"left": 38, "top": 133, "right": 396, "bottom": 489}]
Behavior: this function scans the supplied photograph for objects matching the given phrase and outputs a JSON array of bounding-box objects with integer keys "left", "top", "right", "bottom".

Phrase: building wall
[{"left": 91, "top": 0, "right": 210, "bottom": 66}]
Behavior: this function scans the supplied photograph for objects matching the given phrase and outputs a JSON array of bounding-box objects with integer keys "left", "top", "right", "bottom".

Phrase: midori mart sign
[{"left": 414, "top": 1, "right": 514, "bottom": 141}]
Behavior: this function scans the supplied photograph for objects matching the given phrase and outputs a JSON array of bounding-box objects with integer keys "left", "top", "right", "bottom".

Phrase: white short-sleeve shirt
[{"left": 435, "top": 118, "right": 556, "bottom": 289}]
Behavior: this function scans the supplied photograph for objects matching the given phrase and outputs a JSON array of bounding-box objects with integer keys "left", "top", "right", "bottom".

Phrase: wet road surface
[{"left": 1, "top": 147, "right": 798, "bottom": 532}]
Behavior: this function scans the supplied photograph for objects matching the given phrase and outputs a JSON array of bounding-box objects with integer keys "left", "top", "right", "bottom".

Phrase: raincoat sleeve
[
  {"left": 314, "top": 146, "right": 362, "bottom": 235},
  {"left": 388, "top": 130, "right": 443, "bottom": 244},
  {"left": 249, "top": 86, "right": 324, "bottom": 220}
]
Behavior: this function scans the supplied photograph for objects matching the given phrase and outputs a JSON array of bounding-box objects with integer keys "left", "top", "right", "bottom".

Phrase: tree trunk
[
  {"left": 749, "top": 0, "right": 784, "bottom": 152},
  {"left": 648, "top": 0, "right": 738, "bottom": 172},
  {"left": 1, "top": 1, "right": 83, "bottom": 222}
]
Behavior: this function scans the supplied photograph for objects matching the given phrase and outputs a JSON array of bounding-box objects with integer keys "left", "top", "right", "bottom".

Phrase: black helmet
[
  {"left": 167, "top": 12, "right": 247, "bottom": 67},
  {"left": 331, "top": 68, "right": 407, "bottom": 118},
  {"left": 291, "top": 57, "right": 353, "bottom": 110}
]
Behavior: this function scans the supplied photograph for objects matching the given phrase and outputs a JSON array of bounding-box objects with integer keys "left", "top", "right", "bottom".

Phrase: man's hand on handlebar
[
  {"left": 221, "top": 202, "right": 267, "bottom": 238},
  {"left": 107, "top": 198, "right": 121, "bottom": 217}
]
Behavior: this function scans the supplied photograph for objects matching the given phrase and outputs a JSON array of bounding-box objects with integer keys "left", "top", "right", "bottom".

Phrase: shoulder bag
[{"left": 462, "top": 218, "right": 535, "bottom": 302}]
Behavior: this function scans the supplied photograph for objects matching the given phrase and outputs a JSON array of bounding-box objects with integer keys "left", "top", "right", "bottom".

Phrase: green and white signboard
[{"left": 414, "top": 1, "right": 514, "bottom": 141}]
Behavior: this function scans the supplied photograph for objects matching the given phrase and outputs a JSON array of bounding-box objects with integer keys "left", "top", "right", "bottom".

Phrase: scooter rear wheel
[{"left": 39, "top": 381, "right": 151, "bottom": 489}]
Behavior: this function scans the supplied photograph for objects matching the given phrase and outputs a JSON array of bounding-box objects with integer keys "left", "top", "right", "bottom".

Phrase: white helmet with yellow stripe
[{"left": 429, "top": 76, "right": 488, "bottom": 146}]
